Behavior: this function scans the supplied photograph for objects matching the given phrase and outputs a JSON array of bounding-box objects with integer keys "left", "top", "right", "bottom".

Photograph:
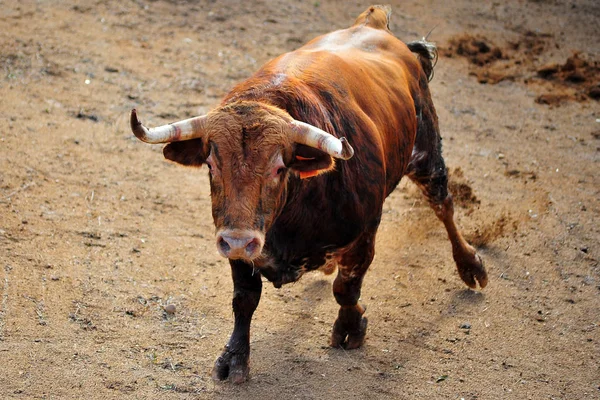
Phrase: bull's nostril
[
  {"left": 218, "top": 237, "right": 231, "bottom": 254},
  {"left": 245, "top": 238, "right": 260, "bottom": 256}
]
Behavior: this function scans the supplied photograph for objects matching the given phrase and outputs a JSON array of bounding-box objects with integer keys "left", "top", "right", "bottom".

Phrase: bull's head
[{"left": 130, "top": 101, "right": 353, "bottom": 261}]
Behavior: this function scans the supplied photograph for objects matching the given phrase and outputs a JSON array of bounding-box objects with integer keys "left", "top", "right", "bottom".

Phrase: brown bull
[{"left": 130, "top": 5, "right": 488, "bottom": 383}]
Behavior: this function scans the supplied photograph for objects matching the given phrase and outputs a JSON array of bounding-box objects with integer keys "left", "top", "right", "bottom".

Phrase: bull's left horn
[
  {"left": 130, "top": 109, "right": 209, "bottom": 144},
  {"left": 289, "top": 120, "right": 354, "bottom": 160}
]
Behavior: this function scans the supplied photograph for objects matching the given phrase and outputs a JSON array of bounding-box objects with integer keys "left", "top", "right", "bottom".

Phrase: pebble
[
  {"left": 460, "top": 322, "right": 471, "bottom": 329},
  {"left": 164, "top": 304, "right": 176, "bottom": 315}
]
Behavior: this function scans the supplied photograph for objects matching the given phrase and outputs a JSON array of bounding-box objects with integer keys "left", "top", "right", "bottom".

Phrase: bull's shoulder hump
[{"left": 300, "top": 26, "right": 403, "bottom": 57}]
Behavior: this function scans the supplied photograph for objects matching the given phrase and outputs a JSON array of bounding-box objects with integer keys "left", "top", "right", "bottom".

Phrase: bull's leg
[
  {"left": 431, "top": 193, "right": 487, "bottom": 288},
  {"left": 408, "top": 153, "right": 488, "bottom": 289},
  {"left": 330, "top": 235, "right": 375, "bottom": 349},
  {"left": 212, "top": 260, "right": 262, "bottom": 383},
  {"left": 408, "top": 88, "right": 488, "bottom": 288}
]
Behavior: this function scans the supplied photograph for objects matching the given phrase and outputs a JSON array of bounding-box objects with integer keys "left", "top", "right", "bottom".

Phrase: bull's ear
[
  {"left": 163, "top": 139, "right": 208, "bottom": 167},
  {"left": 288, "top": 144, "right": 334, "bottom": 179}
]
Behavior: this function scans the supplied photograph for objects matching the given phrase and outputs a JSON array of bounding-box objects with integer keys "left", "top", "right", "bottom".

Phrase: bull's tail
[{"left": 407, "top": 39, "right": 438, "bottom": 82}]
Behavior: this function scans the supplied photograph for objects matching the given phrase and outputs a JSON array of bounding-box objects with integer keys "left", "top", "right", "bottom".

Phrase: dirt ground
[{"left": 1, "top": 0, "right": 599, "bottom": 399}]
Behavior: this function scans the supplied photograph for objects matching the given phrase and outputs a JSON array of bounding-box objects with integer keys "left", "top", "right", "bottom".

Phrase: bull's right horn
[
  {"left": 130, "top": 109, "right": 209, "bottom": 144},
  {"left": 289, "top": 120, "right": 354, "bottom": 160}
]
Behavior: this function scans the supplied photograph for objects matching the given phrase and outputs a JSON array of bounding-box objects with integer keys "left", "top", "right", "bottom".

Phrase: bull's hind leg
[
  {"left": 433, "top": 192, "right": 488, "bottom": 288},
  {"left": 330, "top": 233, "right": 375, "bottom": 349},
  {"left": 407, "top": 143, "right": 488, "bottom": 289}
]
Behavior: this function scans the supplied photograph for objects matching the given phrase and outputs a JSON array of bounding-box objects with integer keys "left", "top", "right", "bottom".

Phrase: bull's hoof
[
  {"left": 331, "top": 315, "right": 368, "bottom": 349},
  {"left": 212, "top": 346, "right": 250, "bottom": 384},
  {"left": 456, "top": 252, "right": 488, "bottom": 289}
]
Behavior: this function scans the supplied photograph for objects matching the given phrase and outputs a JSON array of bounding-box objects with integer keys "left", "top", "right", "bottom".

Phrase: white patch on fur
[
  {"left": 271, "top": 73, "right": 287, "bottom": 87},
  {"left": 311, "top": 28, "right": 386, "bottom": 54}
]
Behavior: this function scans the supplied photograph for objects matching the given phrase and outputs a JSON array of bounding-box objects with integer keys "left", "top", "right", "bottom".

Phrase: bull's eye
[
  {"left": 205, "top": 156, "right": 216, "bottom": 174},
  {"left": 270, "top": 154, "right": 286, "bottom": 179},
  {"left": 206, "top": 164, "right": 215, "bottom": 176},
  {"left": 206, "top": 161, "right": 221, "bottom": 180},
  {"left": 270, "top": 166, "right": 286, "bottom": 180}
]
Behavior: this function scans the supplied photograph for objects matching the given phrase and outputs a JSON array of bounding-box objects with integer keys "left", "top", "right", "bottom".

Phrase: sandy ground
[{"left": 0, "top": 0, "right": 599, "bottom": 399}]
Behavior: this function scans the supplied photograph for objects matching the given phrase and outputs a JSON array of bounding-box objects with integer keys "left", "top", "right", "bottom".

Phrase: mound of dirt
[
  {"left": 534, "top": 53, "right": 600, "bottom": 105},
  {"left": 442, "top": 32, "right": 552, "bottom": 84},
  {"left": 443, "top": 32, "right": 599, "bottom": 105},
  {"left": 444, "top": 34, "right": 505, "bottom": 67},
  {"left": 442, "top": 34, "right": 510, "bottom": 84}
]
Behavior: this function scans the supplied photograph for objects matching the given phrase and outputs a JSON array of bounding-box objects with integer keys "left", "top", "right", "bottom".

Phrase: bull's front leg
[{"left": 212, "top": 260, "right": 262, "bottom": 383}]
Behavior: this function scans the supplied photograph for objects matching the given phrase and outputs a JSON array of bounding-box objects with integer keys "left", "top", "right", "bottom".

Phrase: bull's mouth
[{"left": 215, "top": 229, "right": 265, "bottom": 261}]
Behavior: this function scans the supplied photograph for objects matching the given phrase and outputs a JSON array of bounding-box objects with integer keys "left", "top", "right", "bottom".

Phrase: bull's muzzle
[{"left": 216, "top": 229, "right": 264, "bottom": 261}]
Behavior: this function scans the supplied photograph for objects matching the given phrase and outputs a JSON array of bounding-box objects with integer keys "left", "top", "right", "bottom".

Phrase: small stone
[
  {"left": 459, "top": 322, "right": 471, "bottom": 329},
  {"left": 164, "top": 304, "right": 176, "bottom": 315}
]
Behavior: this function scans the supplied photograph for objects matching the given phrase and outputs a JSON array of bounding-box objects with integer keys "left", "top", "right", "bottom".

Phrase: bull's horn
[
  {"left": 289, "top": 120, "right": 354, "bottom": 160},
  {"left": 130, "top": 109, "right": 209, "bottom": 144}
]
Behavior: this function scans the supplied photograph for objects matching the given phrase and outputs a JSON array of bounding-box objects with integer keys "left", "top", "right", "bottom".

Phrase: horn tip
[
  {"left": 130, "top": 109, "right": 140, "bottom": 127},
  {"left": 130, "top": 109, "right": 147, "bottom": 141}
]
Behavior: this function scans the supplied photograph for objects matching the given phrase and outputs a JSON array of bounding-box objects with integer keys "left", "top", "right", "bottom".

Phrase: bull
[{"left": 130, "top": 5, "right": 488, "bottom": 383}]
